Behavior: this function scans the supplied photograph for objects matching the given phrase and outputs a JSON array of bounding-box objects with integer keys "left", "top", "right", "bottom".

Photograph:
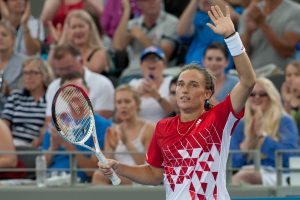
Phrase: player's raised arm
[{"left": 207, "top": 5, "right": 256, "bottom": 113}]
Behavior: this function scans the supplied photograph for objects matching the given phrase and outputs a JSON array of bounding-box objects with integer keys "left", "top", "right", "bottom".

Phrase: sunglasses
[{"left": 249, "top": 92, "right": 268, "bottom": 98}]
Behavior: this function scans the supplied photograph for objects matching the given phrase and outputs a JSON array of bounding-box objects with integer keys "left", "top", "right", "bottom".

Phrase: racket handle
[{"left": 95, "top": 151, "right": 121, "bottom": 186}]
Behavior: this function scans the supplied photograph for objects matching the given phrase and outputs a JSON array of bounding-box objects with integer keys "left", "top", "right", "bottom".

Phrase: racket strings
[{"left": 55, "top": 87, "right": 92, "bottom": 143}]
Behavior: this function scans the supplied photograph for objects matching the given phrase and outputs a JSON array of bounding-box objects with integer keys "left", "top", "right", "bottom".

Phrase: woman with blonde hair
[
  {"left": 281, "top": 60, "right": 300, "bottom": 131},
  {"left": 50, "top": 9, "right": 108, "bottom": 73},
  {"left": 230, "top": 77, "right": 299, "bottom": 186},
  {"left": 92, "top": 85, "right": 155, "bottom": 185},
  {"left": 1, "top": 57, "right": 54, "bottom": 147}
]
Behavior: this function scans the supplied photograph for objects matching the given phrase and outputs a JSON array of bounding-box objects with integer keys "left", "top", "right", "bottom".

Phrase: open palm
[{"left": 207, "top": 6, "right": 235, "bottom": 38}]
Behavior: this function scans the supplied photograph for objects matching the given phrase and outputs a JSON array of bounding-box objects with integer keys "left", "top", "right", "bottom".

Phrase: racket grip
[{"left": 95, "top": 151, "right": 121, "bottom": 185}]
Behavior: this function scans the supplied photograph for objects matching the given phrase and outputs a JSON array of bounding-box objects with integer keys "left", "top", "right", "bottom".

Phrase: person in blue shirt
[
  {"left": 230, "top": 77, "right": 299, "bottom": 186},
  {"left": 42, "top": 72, "right": 112, "bottom": 182},
  {"left": 202, "top": 42, "right": 238, "bottom": 103},
  {"left": 177, "top": 0, "right": 238, "bottom": 71}
]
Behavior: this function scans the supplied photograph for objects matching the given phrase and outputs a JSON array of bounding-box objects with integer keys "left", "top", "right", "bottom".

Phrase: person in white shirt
[
  {"left": 129, "top": 46, "right": 174, "bottom": 123},
  {"left": 45, "top": 44, "right": 114, "bottom": 129},
  {"left": 0, "top": 0, "right": 44, "bottom": 55},
  {"left": 97, "top": 5, "right": 256, "bottom": 200}
]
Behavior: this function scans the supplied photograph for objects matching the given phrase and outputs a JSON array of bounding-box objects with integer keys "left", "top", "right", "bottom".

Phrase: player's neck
[{"left": 180, "top": 109, "right": 204, "bottom": 122}]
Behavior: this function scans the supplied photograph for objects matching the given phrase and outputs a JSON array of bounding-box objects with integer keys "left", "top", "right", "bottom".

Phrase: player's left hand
[{"left": 207, "top": 5, "right": 235, "bottom": 38}]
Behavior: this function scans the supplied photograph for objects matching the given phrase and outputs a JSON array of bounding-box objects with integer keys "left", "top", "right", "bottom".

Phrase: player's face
[
  {"left": 68, "top": 16, "right": 90, "bottom": 46},
  {"left": 249, "top": 84, "right": 270, "bottom": 112},
  {"left": 115, "top": 90, "right": 139, "bottom": 121},
  {"left": 176, "top": 69, "right": 210, "bottom": 113},
  {"left": 203, "top": 49, "right": 228, "bottom": 77}
]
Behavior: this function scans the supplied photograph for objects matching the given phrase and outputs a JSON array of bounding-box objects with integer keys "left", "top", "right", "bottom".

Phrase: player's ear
[{"left": 204, "top": 90, "right": 213, "bottom": 99}]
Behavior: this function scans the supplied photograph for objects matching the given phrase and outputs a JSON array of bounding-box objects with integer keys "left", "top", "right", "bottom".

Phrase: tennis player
[{"left": 98, "top": 5, "right": 256, "bottom": 199}]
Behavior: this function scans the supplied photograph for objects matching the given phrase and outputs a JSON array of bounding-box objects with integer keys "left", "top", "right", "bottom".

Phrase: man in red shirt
[{"left": 98, "top": 4, "right": 256, "bottom": 200}]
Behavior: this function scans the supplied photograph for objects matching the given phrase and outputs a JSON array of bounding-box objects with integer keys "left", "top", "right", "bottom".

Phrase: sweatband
[{"left": 224, "top": 32, "right": 246, "bottom": 57}]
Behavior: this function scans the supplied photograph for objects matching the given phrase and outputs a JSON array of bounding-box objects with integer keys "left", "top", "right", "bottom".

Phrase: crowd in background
[{"left": 0, "top": 0, "right": 300, "bottom": 186}]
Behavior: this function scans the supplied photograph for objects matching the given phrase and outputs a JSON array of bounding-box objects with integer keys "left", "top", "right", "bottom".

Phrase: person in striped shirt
[{"left": 1, "top": 57, "right": 54, "bottom": 147}]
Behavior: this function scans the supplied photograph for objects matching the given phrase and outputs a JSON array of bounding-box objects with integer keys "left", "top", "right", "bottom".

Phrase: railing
[
  {"left": 227, "top": 150, "right": 262, "bottom": 184},
  {"left": 1, "top": 149, "right": 300, "bottom": 187},
  {"left": 0, "top": 150, "right": 147, "bottom": 186}
]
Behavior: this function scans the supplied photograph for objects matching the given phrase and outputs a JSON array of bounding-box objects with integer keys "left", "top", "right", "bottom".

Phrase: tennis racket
[{"left": 51, "top": 84, "right": 121, "bottom": 185}]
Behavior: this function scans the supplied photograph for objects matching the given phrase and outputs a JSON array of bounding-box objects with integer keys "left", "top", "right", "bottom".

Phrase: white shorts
[
  {"left": 241, "top": 165, "right": 288, "bottom": 186},
  {"left": 260, "top": 166, "right": 288, "bottom": 186}
]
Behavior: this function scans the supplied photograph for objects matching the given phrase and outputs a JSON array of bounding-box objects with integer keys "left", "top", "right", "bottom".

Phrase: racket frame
[{"left": 52, "top": 84, "right": 121, "bottom": 185}]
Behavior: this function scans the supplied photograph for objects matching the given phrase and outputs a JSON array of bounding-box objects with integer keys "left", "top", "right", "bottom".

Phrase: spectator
[
  {"left": 203, "top": 42, "right": 238, "bottom": 102},
  {"left": 129, "top": 46, "right": 174, "bottom": 123},
  {"left": 230, "top": 77, "right": 299, "bottom": 186},
  {"left": 239, "top": 0, "right": 300, "bottom": 72},
  {"left": 0, "top": 21, "right": 27, "bottom": 112},
  {"left": 0, "top": 0, "right": 44, "bottom": 56},
  {"left": 163, "top": 0, "right": 191, "bottom": 18},
  {"left": 0, "top": 119, "right": 17, "bottom": 168},
  {"left": 1, "top": 57, "right": 54, "bottom": 147},
  {"left": 0, "top": 119, "right": 27, "bottom": 179},
  {"left": 45, "top": 44, "right": 114, "bottom": 129},
  {"left": 113, "top": 0, "right": 179, "bottom": 84},
  {"left": 49, "top": 10, "right": 108, "bottom": 74},
  {"left": 167, "top": 75, "right": 179, "bottom": 117},
  {"left": 42, "top": 72, "right": 111, "bottom": 182},
  {"left": 281, "top": 60, "right": 300, "bottom": 132},
  {"left": 92, "top": 85, "right": 155, "bottom": 185},
  {"left": 101, "top": 0, "right": 141, "bottom": 38},
  {"left": 40, "top": 0, "right": 103, "bottom": 44},
  {"left": 177, "top": 0, "right": 238, "bottom": 67}
]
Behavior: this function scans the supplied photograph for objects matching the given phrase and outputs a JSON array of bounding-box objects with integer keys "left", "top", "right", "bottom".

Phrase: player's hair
[
  {"left": 179, "top": 63, "right": 215, "bottom": 110},
  {"left": 244, "top": 77, "right": 285, "bottom": 142}
]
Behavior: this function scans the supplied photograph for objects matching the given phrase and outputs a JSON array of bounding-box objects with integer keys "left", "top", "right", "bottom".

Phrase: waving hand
[{"left": 206, "top": 5, "right": 235, "bottom": 38}]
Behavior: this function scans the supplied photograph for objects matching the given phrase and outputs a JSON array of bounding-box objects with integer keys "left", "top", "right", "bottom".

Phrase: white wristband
[{"left": 224, "top": 32, "right": 246, "bottom": 57}]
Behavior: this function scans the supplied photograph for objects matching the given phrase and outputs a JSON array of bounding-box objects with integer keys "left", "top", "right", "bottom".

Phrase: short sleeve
[
  {"left": 146, "top": 124, "right": 164, "bottom": 168},
  {"left": 1, "top": 93, "right": 16, "bottom": 121},
  {"left": 45, "top": 79, "right": 60, "bottom": 117}
]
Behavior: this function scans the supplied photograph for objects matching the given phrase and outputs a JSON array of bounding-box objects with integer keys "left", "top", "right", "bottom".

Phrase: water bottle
[
  {"left": 35, "top": 155, "right": 47, "bottom": 187},
  {"left": 295, "top": 43, "right": 300, "bottom": 61}
]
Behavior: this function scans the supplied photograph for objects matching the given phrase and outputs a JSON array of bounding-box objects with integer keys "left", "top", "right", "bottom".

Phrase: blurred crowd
[{"left": 0, "top": 0, "right": 300, "bottom": 186}]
